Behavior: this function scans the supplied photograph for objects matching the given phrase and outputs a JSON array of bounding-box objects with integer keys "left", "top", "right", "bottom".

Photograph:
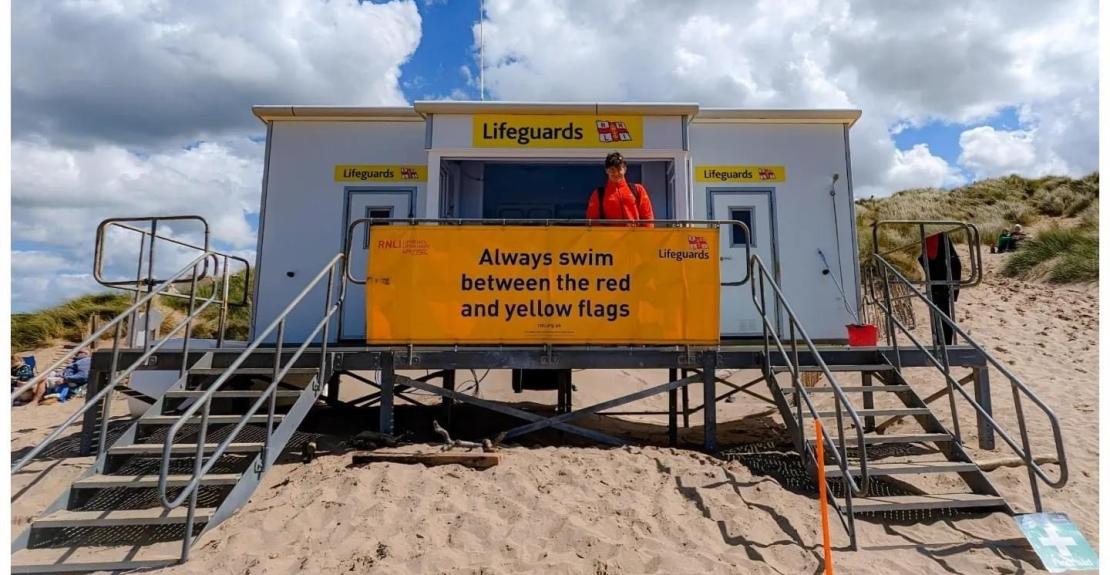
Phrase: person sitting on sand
[
  {"left": 32, "top": 349, "right": 91, "bottom": 405},
  {"left": 11, "top": 355, "right": 34, "bottom": 404},
  {"left": 1008, "top": 224, "right": 1027, "bottom": 249}
]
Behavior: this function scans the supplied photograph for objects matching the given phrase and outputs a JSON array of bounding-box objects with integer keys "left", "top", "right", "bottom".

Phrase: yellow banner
[
  {"left": 472, "top": 114, "right": 644, "bottom": 148},
  {"left": 695, "top": 165, "right": 786, "bottom": 183},
  {"left": 335, "top": 164, "right": 428, "bottom": 182},
  {"left": 366, "top": 226, "right": 720, "bottom": 344}
]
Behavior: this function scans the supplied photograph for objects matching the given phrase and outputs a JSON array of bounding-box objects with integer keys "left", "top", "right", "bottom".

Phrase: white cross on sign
[{"left": 1040, "top": 523, "right": 1077, "bottom": 558}]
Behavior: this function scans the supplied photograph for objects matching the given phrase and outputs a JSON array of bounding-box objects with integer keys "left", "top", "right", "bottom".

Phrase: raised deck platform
[{"left": 84, "top": 344, "right": 996, "bottom": 453}]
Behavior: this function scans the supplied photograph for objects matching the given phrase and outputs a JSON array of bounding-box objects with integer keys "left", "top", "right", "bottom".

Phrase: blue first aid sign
[{"left": 1016, "top": 513, "right": 1098, "bottom": 572}]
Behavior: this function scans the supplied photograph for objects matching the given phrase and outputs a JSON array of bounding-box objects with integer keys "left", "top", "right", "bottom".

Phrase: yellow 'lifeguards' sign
[
  {"left": 472, "top": 114, "right": 644, "bottom": 148},
  {"left": 366, "top": 226, "right": 719, "bottom": 344},
  {"left": 334, "top": 165, "right": 428, "bottom": 182},
  {"left": 695, "top": 165, "right": 786, "bottom": 183}
]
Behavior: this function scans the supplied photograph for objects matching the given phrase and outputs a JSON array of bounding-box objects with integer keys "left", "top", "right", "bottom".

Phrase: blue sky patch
[{"left": 400, "top": 0, "right": 481, "bottom": 101}]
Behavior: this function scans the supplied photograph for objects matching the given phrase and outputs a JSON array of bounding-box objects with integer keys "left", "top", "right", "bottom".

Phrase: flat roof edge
[
  {"left": 694, "top": 108, "right": 862, "bottom": 127},
  {"left": 414, "top": 101, "right": 701, "bottom": 116},
  {"left": 252, "top": 104, "right": 863, "bottom": 127},
  {"left": 252, "top": 105, "right": 423, "bottom": 123}
]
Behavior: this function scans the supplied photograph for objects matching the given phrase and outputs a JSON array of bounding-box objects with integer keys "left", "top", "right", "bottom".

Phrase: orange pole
[{"left": 815, "top": 419, "right": 835, "bottom": 575}]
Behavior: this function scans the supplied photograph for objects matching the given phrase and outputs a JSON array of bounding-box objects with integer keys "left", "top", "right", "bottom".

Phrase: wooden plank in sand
[{"left": 350, "top": 451, "right": 500, "bottom": 469}]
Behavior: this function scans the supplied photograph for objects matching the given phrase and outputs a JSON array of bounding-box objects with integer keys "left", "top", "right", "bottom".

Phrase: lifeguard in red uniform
[{"left": 586, "top": 152, "right": 655, "bottom": 227}]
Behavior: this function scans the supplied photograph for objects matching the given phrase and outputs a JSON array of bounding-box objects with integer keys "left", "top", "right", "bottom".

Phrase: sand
[{"left": 9, "top": 252, "right": 1098, "bottom": 574}]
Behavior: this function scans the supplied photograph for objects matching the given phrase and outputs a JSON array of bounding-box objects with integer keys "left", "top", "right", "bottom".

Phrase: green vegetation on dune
[
  {"left": 857, "top": 172, "right": 1098, "bottom": 281},
  {"left": 12, "top": 293, "right": 132, "bottom": 352},
  {"left": 1002, "top": 223, "right": 1098, "bottom": 283},
  {"left": 11, "top": 271, "right": 253, "bottom": 352}
]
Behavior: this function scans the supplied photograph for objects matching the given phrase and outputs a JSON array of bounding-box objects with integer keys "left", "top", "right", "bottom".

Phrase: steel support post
[
  {"left": 973, "top": 366, "right": 995, "bottom": 449},
  {"left": 668, "top": 368, "right": 678, "bottom": 447},
  {"left": 78, "top": 369, "right": 107, "bottom": 456},
  {"left": 702, "top": 353, "right": 717, "bottom": 452},
  {"left": 861, "top": 372, "right": 875, "bottom": 432},
  {"left": 680, "top": 368, "right": 691, "bottom": 428},
  {"left": 379, "top": 353, "right": 395, "bottom": 436},
  {"left": 442, "top": 369, "right": 456, "bottom": 430}
]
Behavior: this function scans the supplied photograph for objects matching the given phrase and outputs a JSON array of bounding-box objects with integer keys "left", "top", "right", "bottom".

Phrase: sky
[{"left": 9, "top": 0, "right": 1099, "bottom": 312}]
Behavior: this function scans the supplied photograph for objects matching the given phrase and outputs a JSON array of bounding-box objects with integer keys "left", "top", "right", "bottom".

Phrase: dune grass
[
  {"left": 12, "top": 293, "right": 133, "bottom": 352},
  {"left": 11, "top": 271, "right": 253, "bottom": 352},
  {"left": 1002, "top": 224, "right": 1098, "bottom": 283},
  {"left": 857, "top": 172, "right": 1098, "bottom": 281}
]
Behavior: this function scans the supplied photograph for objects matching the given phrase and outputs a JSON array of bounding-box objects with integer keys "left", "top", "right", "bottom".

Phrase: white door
[
  {"left": 341, "top": 190, "right": 414, "bottom": 341},
  {"left": 710, "top": 190, "right": 778, "bottom": 337}
]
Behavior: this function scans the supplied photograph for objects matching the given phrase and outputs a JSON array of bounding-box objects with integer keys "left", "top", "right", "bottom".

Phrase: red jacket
[{"left": 585, "top": 179, "right": 655, "bottom": 227}]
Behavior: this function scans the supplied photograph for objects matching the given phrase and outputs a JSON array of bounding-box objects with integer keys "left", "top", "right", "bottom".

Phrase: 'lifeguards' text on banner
[
  {"left": 365, "top": 226, "right": 720, "bottom": 344},
  {"left": 472, "top": 115, "right": 644, "bottom": 148}
]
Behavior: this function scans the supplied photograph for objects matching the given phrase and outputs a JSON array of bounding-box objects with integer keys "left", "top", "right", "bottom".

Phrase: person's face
[{"left": 606, "top": 163, "right": 626, "bottom": 182}]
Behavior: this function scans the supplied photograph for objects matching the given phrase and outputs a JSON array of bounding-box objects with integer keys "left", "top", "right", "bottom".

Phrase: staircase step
[
  {"left": 189, "top": 367, "right": 318, "bottom": 376},
  {"left": 109, "top": 442, "right": 264, "bottom": 456},
  {"left": 783, "top": 385, "right": 912, "bottom": 394},
  {"left": 139, "top": 414, "right": 284, "bottom": 426},
  {"left": 806, "top": 408, "right": 932, "bottom": 418},
  {"left": 11, "top": 542, "right": 181, "bottom": 573},
  {"left": 34, "top": 507, "right": 215, "bottom": 528},
  {"left": 824, "top": 461, "right": 980, "bottom": 478},
  {"left": 836, "top": 493, "right": 1007, "bottom": 513},
  {"left": 772, "top": 364, "right": 895, "bottom": 373},
  {"left": 165, "top": 389, "right": 303, "bottom": 399},
  {"left": 74, "top": 473, "right": 241, "bottom": 489},
  {"left": 806, "top": 433, "right": 953, "bottom": 446}
]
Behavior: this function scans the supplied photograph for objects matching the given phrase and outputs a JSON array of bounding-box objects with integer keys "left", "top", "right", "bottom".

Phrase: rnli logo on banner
[
  {"left": 473, "top": 114, "right": 644, "bottom": 148},
  {"left": 695, "top": 165, "right": 787, "bottom": 183}
]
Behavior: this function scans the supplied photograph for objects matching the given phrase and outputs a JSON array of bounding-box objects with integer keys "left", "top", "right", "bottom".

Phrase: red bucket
[{"left": 846, "top": 324, "right": 879, "bottom": 347}]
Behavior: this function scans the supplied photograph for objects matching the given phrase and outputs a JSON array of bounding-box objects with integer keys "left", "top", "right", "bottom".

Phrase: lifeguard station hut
[{"left": 11, "top": 102, "right": 1068, "bottom": 572}]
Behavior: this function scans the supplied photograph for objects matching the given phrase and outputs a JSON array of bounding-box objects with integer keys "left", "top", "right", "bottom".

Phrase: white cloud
[
  {"left": 11, "top": 0, "right": 423, "bottom": 311},
  {"left": 475, "top": 0, "right": 1097, "bottom": 195},
  {"left": 12, "top": 138, "right": 264, "bottom": 249},
  {"left": 13, "top": 0, "right": 423, "bottom": 146},
  {"left": 11, "top": 137, "right": 265, "bottom": 311},
  {"left": 885, "top": 144, "right": 967, "bottom": 192},
  {"left": 957, "top": 125, "right": 1071, "bottom": 179}
]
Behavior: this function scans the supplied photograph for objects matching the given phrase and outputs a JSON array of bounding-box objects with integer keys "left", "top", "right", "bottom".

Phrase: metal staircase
[
  {"left": 10, "top": 357, "right": 322, "bottom": 573},
  {"left": 11, "top": 216, "right": 348, "bottom": 572},
  {"left": 749, "top": 220, "right": 1068, "bottom": 550}
]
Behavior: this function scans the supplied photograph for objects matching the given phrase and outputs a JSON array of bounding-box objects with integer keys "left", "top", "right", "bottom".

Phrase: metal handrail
[
  {"left": 870, "top": 220, "right": 983, "bottom": 288},
  {"left": 11, "top": 252, "right": 220, "bottom": 472},
  {"left": 749, "top": 253, "right": 869, "bottom": 547},
  {"left": 342, "top": 218, "right": 751, "bottom": 287},
  {"left": 871, "top": 254, "right": 1068, "bottom": 511},
  {"left": 157, "top": 253, "right": 346, "bottom": 561},
  {"left": 94, "top": 217, "right": 252, "bottom": 307}
]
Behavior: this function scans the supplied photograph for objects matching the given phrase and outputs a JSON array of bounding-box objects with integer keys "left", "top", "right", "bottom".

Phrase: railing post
[
  {"left": 318, "top": 264, "right": 336, "bottom": 393},
  {"left": 264, "top": 320, "right": 285, "bottom": 473},
  {"left": 143, "top": 220, "right": 158, "bottom": 353},
  {"left": 179, "top": 258, "right": 201, "bottom": 379},
  {"left": 216, "top": 255, "right": 231, "bottom": 347},
  {"left": 183, "top": 401, "right": 211, "bottom": 562},
  {"left": 973, "top": 367, "right": 995, "bottom": 450}
]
